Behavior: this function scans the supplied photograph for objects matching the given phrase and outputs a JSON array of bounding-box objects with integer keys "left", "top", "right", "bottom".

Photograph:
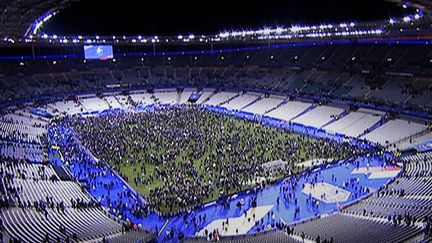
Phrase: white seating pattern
[
  {"left": 221, "top": 93, "right": 259, "bottom": 111},
  {"left": 291, "top": 105, "right": 345, "bottom": 128},
  {"left": 397, "top": 131, "right": 432, "bottom": 151},
  {"left": 128, "top": 92, "right": 154, "bottom": 106},
  {"left": 242, "top": 97, "right": 284, "bottom": 115},
  {"left": 324, "top": 111, "right": 382, "bottom": 137},
  {"left": 104, "top": 96, "right": 123, "bottom": 109},
  {"left": 0, "top": 162, "right": 56, "bottom": 180},
  {"left": 9, "top": 178, "right": 91, "bottom": 206},
  {"left": 79, "top": 97, "right": 110, "bottom": 112},
  {"left": 49, "top": 100, "right": 84, "bottom": 115},
  {"left": 196, "top": 90, "right": 216, "bottom": 104},
  {"left": 266, "top": 101, "right": 313, "bottom": 121},
  {"left": 1, "top": 207, "right": 121, "bottom": 242},
  {"left": 0, "top": 142, "right": 46, "bottom": 162},
  {"left": 153, "top": 90, "right": 179, "bottom": 105},
  {"left": 179, "top": 89, "right": 195, "bottom": 104},
  {"left": 0, "top": 121, "right": 46, "bottom": 144},
  {"left": 361, "top": 119, "right": 427, "bottom": 145},
  {"left": 204, "top": 92, "right": 238, "bottom": 106}
]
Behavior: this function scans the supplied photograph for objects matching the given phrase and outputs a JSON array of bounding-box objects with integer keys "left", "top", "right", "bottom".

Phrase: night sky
[{"left": 43, "top": 0, "right": 408, "bottom": 36}]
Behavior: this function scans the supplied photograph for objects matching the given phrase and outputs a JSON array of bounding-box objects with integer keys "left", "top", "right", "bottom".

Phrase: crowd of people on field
[{"left": 60, "top": 104, "right": 361, "bottom": 214}]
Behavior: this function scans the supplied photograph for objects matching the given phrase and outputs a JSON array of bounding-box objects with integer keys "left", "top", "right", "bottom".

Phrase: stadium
[{"left": 0, "top": 0, "right": 432, "bottom": 242}]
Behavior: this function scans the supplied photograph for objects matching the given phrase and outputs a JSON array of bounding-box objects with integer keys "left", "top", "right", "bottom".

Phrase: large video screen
[{"left": 84, "top": 45, "right": 113, "bottom": 60}]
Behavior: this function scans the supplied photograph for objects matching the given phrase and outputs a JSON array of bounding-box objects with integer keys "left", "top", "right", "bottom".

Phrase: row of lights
[
  {"left": 26, "top": 27, "right": 385, "bottom": 45},
  {"left": 30, "top": 33, "right": 218, "bottom": 45},
  {"left": 2, "top": 8, "right": 424, "bottom": 46},
  {"left": 30, "top": 11, "right": 58, "bottom": 36},
  {"left": 28, "top": 17, "right": 416, "bottom": 45},
  {"left": 257, "top": 29, "right": 383, "bottom": 40},
  {"left": 217, "top": 24, "right": 357, "bottom": 39},
  {"left": 19, "top": 55, "right": 432, "bottom": 65},
  {"left": 389, "top": 9, "right": 423, "bottom": 24}
]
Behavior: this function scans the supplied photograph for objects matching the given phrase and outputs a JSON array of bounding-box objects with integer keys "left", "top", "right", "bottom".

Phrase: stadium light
[{"left": 30, "top": 11, "right": 57, "bottom": 36}]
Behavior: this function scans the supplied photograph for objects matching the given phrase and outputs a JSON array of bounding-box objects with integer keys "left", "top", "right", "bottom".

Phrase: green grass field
[
  {"left": 114, "top": 116, "right": 324, "bottom": 210},
  {"left": 71, "top": 106, "right": 351, "bottom": 214}
]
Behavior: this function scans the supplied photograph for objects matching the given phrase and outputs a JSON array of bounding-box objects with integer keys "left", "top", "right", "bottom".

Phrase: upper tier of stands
[{"left": 0, "top": 44, "right": 431, "bottom": 116}]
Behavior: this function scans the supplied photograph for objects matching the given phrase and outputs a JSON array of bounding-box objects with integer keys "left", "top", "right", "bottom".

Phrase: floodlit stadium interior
[{"left": 0, "top": 0, "right": 432, "bottom": 242}]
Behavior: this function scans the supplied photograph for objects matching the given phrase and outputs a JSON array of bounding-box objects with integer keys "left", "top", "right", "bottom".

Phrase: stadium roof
[
  {"left": 0, "top": 0, "right": 75, "bottom": 39},
  {"left": 0, "top": 0, "right": 429, "bottom": 44}
]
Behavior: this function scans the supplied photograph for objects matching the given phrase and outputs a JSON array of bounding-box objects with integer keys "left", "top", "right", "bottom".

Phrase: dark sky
[{"left": 43, "top": 0, "right": 407, "bottom": 36}]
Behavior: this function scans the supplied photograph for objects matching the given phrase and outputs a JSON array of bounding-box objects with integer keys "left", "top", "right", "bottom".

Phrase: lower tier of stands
[
  {"left": 1, "top": 207, "right": 122, "bottom": 242},
  {"left": 291, "top": 213, "right": 422, "bottom": 243},
  {"left": 346, "top": 194, "right": 432, "bottom": 220},
  {"left": 107, "top": 230, "right": 156, "bottom": 243},
  {"left": 185, "top": 230, "right": 298, "bottom": 243}
]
